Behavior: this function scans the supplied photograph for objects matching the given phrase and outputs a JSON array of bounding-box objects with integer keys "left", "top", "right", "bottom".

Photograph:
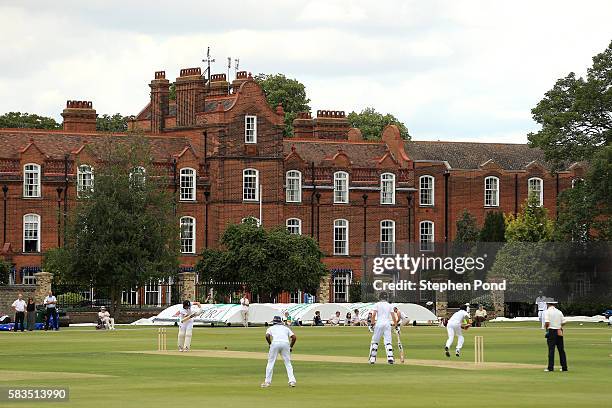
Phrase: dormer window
[
  {"left": 180, "top": 168, "right": 196, "bottom": 201},
  {"left": 23, "top": 164, "right": 41, "bottom": 198},
  {"left": 245, "top": 115, "right": 257, "bottom": 143}
]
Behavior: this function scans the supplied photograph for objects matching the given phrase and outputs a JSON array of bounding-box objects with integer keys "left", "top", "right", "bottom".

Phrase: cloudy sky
[{"left": 0, "top": 0, "right": 610, "bottom": 142}]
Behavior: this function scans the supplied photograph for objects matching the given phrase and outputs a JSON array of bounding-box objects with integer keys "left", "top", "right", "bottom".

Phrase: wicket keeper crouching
[{"left": 261, "top": 316, "right": 297, "bottom": 388}]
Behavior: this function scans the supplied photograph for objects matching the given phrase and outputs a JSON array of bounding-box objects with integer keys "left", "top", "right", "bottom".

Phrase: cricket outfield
[{"left": 0, "top": 323, "right": 609, "bottom": 408}]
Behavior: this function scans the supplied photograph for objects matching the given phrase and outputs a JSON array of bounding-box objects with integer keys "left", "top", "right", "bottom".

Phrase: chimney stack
[
  {"left": 208, "top": 73, "right": 229, "bottom": 97},
  {"left": 231, "top": 71, "right": 249, "bottom": 93},
  {"left": 175, "top": 67, "right": 205, "bottom": 127},
  {"left": 150, "top": 71, "right": 170, "bottom": 133},
  {"left": 61, "top": 101, "right": 97, "bottom": 132},
  {"left": 313, "top": 110, "right": 349, "bottom": 140},
  {"left": 292, "top": 112, "right": 314, "bottom": 139}
]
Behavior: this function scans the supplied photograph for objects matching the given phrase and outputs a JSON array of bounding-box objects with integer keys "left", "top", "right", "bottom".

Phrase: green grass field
[{"left": 1, "top": 323, "right": 610, "bottom": 407}]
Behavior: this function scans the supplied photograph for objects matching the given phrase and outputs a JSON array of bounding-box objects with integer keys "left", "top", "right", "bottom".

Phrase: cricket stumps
[
  {"left": 157, "top": 328, "right": 167, "bottom": 351},
  {"left": 474, "top": 335, "right": 484, "bottom": 364}
]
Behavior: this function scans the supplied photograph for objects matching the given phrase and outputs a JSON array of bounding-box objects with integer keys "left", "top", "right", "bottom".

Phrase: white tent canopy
[
  {"left": 151, "top": 303, "right": 279, "bottom": 326},
  {"left": 349, "top": 302, "right": 437, "bottom": 324}
]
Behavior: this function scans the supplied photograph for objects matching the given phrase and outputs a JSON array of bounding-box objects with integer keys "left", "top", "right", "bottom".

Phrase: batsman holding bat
[
  {"left": 178, "top": 300, "right": 201, "bottom": 352},
  {"left": 393, "top": 306, "right": 407, "bottom": 363}
]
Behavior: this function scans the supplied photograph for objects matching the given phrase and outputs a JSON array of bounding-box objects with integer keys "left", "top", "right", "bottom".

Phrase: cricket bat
[{"left": 395, "top": 329, "right": 405, "bottom": 363}]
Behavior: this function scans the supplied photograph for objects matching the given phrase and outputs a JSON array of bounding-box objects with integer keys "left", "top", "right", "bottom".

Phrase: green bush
[
  {"left": 56, "top": 292, "right": 86, "bottom": 306},
  {"left": 0, "top": 260, "right": 9, "bottom": 285}
]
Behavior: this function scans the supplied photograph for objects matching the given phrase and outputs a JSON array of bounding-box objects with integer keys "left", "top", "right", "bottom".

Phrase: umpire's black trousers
[
  {"left": 14, "top": 311, "right": 25, "bottom": 331},
  {"left": 547, "top": 328, "right": 568, "bottom": 371}
]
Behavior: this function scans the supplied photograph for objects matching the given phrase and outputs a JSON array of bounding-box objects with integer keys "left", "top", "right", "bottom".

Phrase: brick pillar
[
  {"left": 178, "top": 272, "right": 196, "bottom": 302},
  {"left": 317, "top": 275, "right": 331, "bottom": 304},
  {"left": 34, "top": 271, "right": 53, "bottom": 304},
  {"left": 433, "top": 276, "right": 448, "bottom": 318},
  {"left": 489, "top": 277, "right": 505, "bottom": 318}
]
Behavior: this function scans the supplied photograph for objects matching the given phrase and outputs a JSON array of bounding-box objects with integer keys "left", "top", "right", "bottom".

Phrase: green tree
[
  {"left": 96, "top": 113, "right": 134, "bottom": 132},
  {"left": 253, "top": 73, "right": 311, "bottom": 137},
  {"left": 479, "top": 212, "right": 506, "bottom": 242},
  {"left": 0, "top": 259, "right": 10, "bottom": 285},
  {"left": 58, "top": 136, "right": 179, "bottom": 316},
  {"left": 169, "top": 83, "right": 176, "bottom": 101},
  {"left": 0, "top": 112, "right": 61, "bottom": 129},
  {"left": 197, "top": 220, "right": 327, "bottom": 298},
  {"left": 455, "top": 210, "right": 479, "bottom": 242},
  {"left": 505, "top": 194, "right": 554, "bottom": 242},
  {"left": 347, "top": 107, "right": 410, "bottom": 141}
]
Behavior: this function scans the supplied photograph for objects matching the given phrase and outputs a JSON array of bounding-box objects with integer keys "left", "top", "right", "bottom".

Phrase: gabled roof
[{"left": 283, "top": 139, "right": 389, "bottom": 166}]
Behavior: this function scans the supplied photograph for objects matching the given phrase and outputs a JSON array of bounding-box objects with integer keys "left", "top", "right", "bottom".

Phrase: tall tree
[
  {"left": 479, "top": 212, "right": 506, "bottom": 242},
  {"left": 0, "top": 112, "right": 61, "bottom": 129},
  {"left": 197, "top": 219, "right": 327, "bottom": 299},
  {"left": 505, "top": 194, "right": 555, "bottom": 242},
  {"left": 58, "top": 136, "right": 179, "bottom": 316},
  {"left": 254, "top": 73, "right": 311, "bottom": 137},
  {"left": 455, "top": 210, "right": 479, "bottom": 242},
  {"left": 96, "top": 113, "right": 134, "bottom": 132},
  {"left": 347, "top": 107, "right": 410, "bottom": 141}
]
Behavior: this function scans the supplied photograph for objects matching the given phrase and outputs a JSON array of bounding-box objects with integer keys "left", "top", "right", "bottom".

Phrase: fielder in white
[
  {"left": 368, "top": 292, "right": 398, "bottom": 364},
  {"left": 177, "top": 300, "right": 201, "bottom": 352},
  {"left": 535, "top": 292, "right": 547, "bottom": 329},
  {"left": 445, "top": 304, "right": 470, "bottom": 358},
  {"left": 261, "top": 316, "right": 297, "bottom": 388},
  {"left": 240, "top": 294, "right": 250, "bottom": 328}
]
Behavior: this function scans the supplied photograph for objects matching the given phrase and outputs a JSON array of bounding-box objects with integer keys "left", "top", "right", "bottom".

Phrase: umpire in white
[
  {"left": 544, "top": 299, "right": 568, "bottom": 372},
  {"left": 261, "top": 316, "right": 297, "bottom": 388}
]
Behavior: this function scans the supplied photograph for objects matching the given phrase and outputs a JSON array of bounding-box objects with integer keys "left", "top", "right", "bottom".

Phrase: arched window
[
  {"left": 380, "top": 173, "right": 395, "bottom": 205},
  {"left": 23, "top": 163, "right": 41, "bottom": 198},
  {"left": 528, "top": 177, "right": 543, "bottom": 206},
  {"left": 286, "top": 218, "right": 302, "bottom": 235},
  {"left": 333, "top": 219, "right": 349, "bottom": 255},
  {"left": 180, "top": 168, "right": 196, "bottom": 201},
  {"left": 286, "top": 170, "right": 302, "bottom": 203},
  {"left": 241, "top": 216, "right": 261, "bottom": 227},
  {"left": 180, "top": 216, "right": 196, "bottom": 254},
  {"left": 334, "top": 171, "right": 349, "bottom": 204},
  {"left": 243, "top": 169, "right": 259, "bottom": 201},
  {"left": 484, "top": 176, "right": 499, "bottom": 207},
  {"left": 77, "top": 164, "right": 94, "bottom": 196},
  {"left": 380, "top": 220, "right": 395, "bottom": 255},
  {"left": 419, "top": 220, "right": 434, "bottom": 252},
  {"left": 419, "top": 175, "right": 434, "bottom": 206},
  {"left": 23, "top": 214, "right": 41, "bottom": 253}
]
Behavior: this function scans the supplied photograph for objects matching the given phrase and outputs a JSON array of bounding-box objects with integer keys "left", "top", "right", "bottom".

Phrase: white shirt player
[
  {"left": 373, "top": 301, "right": 394, "bottom": 326},
  {"left": 240, "top": 297, "right": 250, "bottom": 310},
  {"left": 266, "top": 324, "right": 294, "bottom": 343},
  {"left": 535, "top": 296, "right": 547, "bottom": 311},
  {"left": 448, "top": 309, "right": 469, "bottom": 327},
  {"left": 179, "top": 305, "right": 200, "bottom": 330}
]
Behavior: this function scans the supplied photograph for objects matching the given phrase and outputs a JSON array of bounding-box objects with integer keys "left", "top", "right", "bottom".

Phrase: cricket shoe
[
  {"left": 387, "top": 359, "right": 394, "bottom": 365},
  {"left": 289, "top": 382, "right": 296, "bottom": 387},
  {"left": 444, "top": 347, "right": 450, "bottom": 358},
  {"left": 369, "top": 358, "right": 376, "bottom": 365},
  {"left": 544, "top": 369, "right": 553, "bottom": 372},
  {"left": 178, "top": 347, "right": 183, "bottom": 352},
  {"left": 455, "top": 350, "right": 460, "bottom": 357},
  {"left": 260, "top": 382, "right": 271, "bottom": 388}
]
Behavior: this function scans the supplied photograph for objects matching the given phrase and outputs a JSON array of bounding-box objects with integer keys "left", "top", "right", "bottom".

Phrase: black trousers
[
  {"left": 45, "top": 308, "right": 57, "bottom": 330},
  {"left": 14, "top": 311, "right": 25, "bottom": 331},
  {"left": 547, "top": 329, "right": 568, "bottom": 370}
]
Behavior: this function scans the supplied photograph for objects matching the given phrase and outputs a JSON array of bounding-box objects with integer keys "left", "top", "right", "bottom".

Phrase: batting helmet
[{"left": 272, "top": 316, "right": 282, "bottom": 325}]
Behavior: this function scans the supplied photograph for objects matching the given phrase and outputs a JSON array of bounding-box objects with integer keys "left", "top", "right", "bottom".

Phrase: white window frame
[
  {"left": 180, "top": 168, "right": 196, "bottom": 201},
  {"left": 245, "top": 115, "right": 257, "bottom": 144},
  {"left": 419, "top": 175, "right": 434, "bottom": 206},
  {"left": 528, "top": 177, "right": 543, "bottom": 206},
  {"left": 290, "top": 291, "right": 302, "bottom": 304},
  {"left": 22, "top": 270, "right": 37, "bottom": 285},
  {"left": 484, "top": 176, "right": 499, "bottom": 207},
  {"left": 333, "top": 272, "right": 351, "bottom": 303},
  {"left": 180, "top": 216, "right": 196, "bottom": 254},
  {"left": 77, "top": 164, "right": 94, "bottom": 197},
  {"left": 334, "top": 171, "right": 349, "bottom": 204},
  {"left": 333, "top": 219, "right": 349, "bottom": 255},
  {"left": 243, "top": 168, "right": 259, "bottom": 201},
  {"left": 285, "top": 170, "right": 302, "bottom": 203},
  {"left": 130, "top": 166, "right": 146, "bottom": 185},
  {"left": 144, "top": 281, "right": 162, "bottom": 306},
  {"left": 380, "top": 173, "right": 396, "bottom": 205},
  {"left": 23, "top": 213, "right": 41, "bottom": 253},
  {"left": 380, "top": 220, "right": 396, "bottom": 255},
  {"left": 419, "top": 220, "right": 434, "bottom": 252},
  {"left": 23, "top": 163, "right": 41, "bottom": 198},
  {"left": 286, "top": 218, "right": 302, "bottom": 235}
]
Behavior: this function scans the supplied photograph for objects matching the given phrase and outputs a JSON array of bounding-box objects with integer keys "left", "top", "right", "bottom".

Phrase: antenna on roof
[
  {"left": 202, "top": 47, "right": 215, "bottom": 112},
  {"left": 234, "top": 58, "right": 240, "bottom": 76},
  {"left": 227, "top": 57, "right": 232, "bottom": 94}
]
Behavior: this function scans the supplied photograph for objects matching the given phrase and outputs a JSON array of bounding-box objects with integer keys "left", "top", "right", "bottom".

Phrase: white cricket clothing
[
  {"left": 445, "top": 324, "right": 465, "bottom": 350},
  {"left": 266, "top": 324, "right": 294, "bottom": 344},
  {"left": 373, "top": 301, "right": 394, "bottom": 326},
  {"left": 544, "top": 306, "right": 566, "bottom": 329},
  {"left": 178, "top": 306, "right": 200, "bottom": 330},
  {"left": 448, "top": 310, "right": 469, "bottom": 326},
  {"left": 535, "top": 296, "right": 547, "bottom": 311},
  {"left": 44, "top": 295, "right": 57, "bottom": 309},
  {"left": 265, "top": 342, "right": 295, "bottom": 384},
  {"left": 240, "top": 297, "right": 250, "bottom": 310},
  {"left": 12, "top": 299, "right": 26, "bottom": 312}
]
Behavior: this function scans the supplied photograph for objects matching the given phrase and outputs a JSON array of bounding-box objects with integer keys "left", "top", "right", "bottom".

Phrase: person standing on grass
[
  {"left": 43, "top": 291, "right": 58, "bottom": 331},
  {"left": 240, "top": 293, "right": 250, "bottom": 328},
  {"left": 26, "top": 297, "right": 36, "bottom": 331},
  {"left": 178, "top": 300, "right": 201, "bottom": 352},
  {"left": 535, "top": 291, "right": 547, "bottom": 329},
  {"left": 11, "top": 293, "right": 26, "bottom": 332},
  {"left": 261, "top": 315, "right": 297, "bottom": 388},
  {"left": 544, "top": 299, "right": 568, "bottom": 372},
  {"left": 368, "top": 291, "right": 398, "bottom": 364},
  {"left": 444, "top": 304, "right": 470, "bottom": 358}
]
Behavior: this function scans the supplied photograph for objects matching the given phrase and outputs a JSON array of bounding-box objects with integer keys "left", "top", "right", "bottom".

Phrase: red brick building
[{"left": 0, "top": 68, "right": 585, "bottom": 301}]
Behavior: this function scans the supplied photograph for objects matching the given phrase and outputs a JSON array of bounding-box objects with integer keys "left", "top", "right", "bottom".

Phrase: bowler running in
[{"left": 445, "top": 304, "right": 470, "bottom": 357}]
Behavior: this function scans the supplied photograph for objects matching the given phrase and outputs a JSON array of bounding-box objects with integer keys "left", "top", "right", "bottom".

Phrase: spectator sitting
[
  {"left": 328, "top": 311, "right": 341, "bottom": 326},
  {"left": 344, "top": 312, "right": 351, "bottom": 326},
  {"left": 312, "top": 311, "right": 324, "bottom": 326},
  {"left": 98, "top": 306, "right": 115, "bottom": 330},
  {"left": 283, "top": 311, "right": 293, "bottom": 326},
  {"left": 474, "top": 305, "right": 488, "bottom": 327},
  {"left": 351, "top": 309, "right": 361, "bottom": 326}
]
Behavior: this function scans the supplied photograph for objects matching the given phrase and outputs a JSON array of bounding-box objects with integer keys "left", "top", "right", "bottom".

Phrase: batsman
[
  {"left": 369, "top": 292, "right": 398, "bottom": 364},
  {"left": 177, "top": 300, "right": 201, "bottom": 352}
]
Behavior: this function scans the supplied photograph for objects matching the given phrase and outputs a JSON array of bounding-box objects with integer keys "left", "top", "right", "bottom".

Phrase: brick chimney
[
  {"left": 208, "top": 73, "right": 229, "bottom": 97},
  {"left": 231, "top": 71, "right": 249, "bottom": 93},
  {"left": 175, "top": 67, "right": 205, "bottom": 127},
  {"left": 149, "top": 71, "right": 170, "bottom": 133},
  {"left": 313, "top": 110, "right": 349, "bottom": 140},
  {"left": 61, "top": 100, "right": 97, "bottom": 132},
  {"left": 292, "top": 112, "right": 314, "bottom": 139}
]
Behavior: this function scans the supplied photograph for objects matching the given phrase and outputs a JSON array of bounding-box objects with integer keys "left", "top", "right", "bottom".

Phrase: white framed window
[
  {"left": 286, "top": 170, "right": 302, "bottom": 203},
  {"left": 22, "top": 270, "right": 37, "bottom": 285},
  {"left": 130, "top": 166, "right": 146, "bottom": 186},
  {"left": 290, "top": 291, "right": 302, "bottom": 304},
  {"left": 286, "top": 218, "right": 302, "bottom": 235},
  {"left": 180, "top": 168, "right": 196, "bottom": 201},
  {"left": 333, "top": 272, "right": 351, "bottom": 303},
  {"left": 528, "top": 177, "right": 543, "bottom": 206},
  {"left": 380, "top": 220, "right": 396, "bottom": 255},
  {"left": 23, "top": 213, "right": 40, "bottom": 253},
  {"left": 122, "top": 288, "right": 139, "bottom": 305},
  {"left": 419, "top": 220, "right": 434, "bottom": 252},
  {"left": 245, "top": 115, "right": 257, "bottom": 143},
  {"left": 241, "top": 216, "right": 261, "bottom": 226},
  {"left": 144, "top": 281, "right": 162, "bottom": 306},
  {"left": 419, "top": 175, "right": 434, "bottom": 206},
  {"left": 77, "top": 164, "right": 94, "bottom": 196},
  {"left": 333, "top": 219, "right": 349, "bottom": 255},
  {"left": 243, "top": 168, "right": 259, "bottom": 201},
  {"left": 180, "top": 216, "right": 196, "bottom": 254},
  {"left": 484, "top": 176, "right": 499, "bottom": 207},
  {"left": 380, "top": 173, "right": 395, "bottom": 205},
  {"left": 23, "top": 164, "right": 41, "bottom": 198},
  {"left": 334, "top": 171, "right": 349, "bottom": 204}
]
